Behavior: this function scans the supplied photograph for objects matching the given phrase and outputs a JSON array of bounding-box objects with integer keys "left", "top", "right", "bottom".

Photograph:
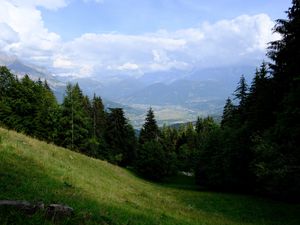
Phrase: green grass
[{"left": 0, "top": 127, "right": 299, "bottom": 225}]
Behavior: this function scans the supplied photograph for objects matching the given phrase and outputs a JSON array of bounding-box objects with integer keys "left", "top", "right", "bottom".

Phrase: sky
[{"left": 0, "top": 0, "right": 291, "bottom": 78}]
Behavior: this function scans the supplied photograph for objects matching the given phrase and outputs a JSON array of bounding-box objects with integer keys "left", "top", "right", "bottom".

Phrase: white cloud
[
  {"left": 117, "top": 63, "right": 139, "bottom": 71},
  {"left": 0, "top": 0, "right": 280, "bottom": 78},
  {"left": 56, "top": 32, "right": 187, "bottom": 75},
  {"left": 0, "top": 0, "right": 62, "bottom": 66},
  {"left": 53, "top": 55, "right": 74, "bottom": 68},
  {"left": 0, "top": 23, "right": 19, "bottom": 50}
]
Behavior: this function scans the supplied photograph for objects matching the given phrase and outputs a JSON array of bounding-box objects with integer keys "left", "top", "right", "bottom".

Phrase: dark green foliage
[
  {"left": 136, "top": 108, "right": 178, "bottom": 180},
  {"left": 221, "top": 98, "right": 235, "bottom": 128},
  {"left": 59, "top": 83, "right": 91, "bottom": 152},
  {"left": 0, "top": 66, "right": 18, "bottom": 128},
  {"left": 160, "top": 125, "right": 179, "bottom": 176},
  {"left": 139, "top": 107, "right": 160, "bottom": 144},
  {"left": 91, "top": 94, "right": 105, "bottom": 138},
  {"left": 234, "top": 75, "right": 248, "bottom": 108},
  {"left": 201, "top": 0, "right": 300, "bottom": 201},
  {"left": 0, "top": 67, "right": 137, "bottom": 168},
  {"left": 250, "top": 135, "right": 299, "bottom": 199},
  {"left": 135, "top": 140, "right": 168, "bottom": 180},
  {"left": 0, "top": 67, "right": 59, "bottom": 141},
  {"left": 245, "top": 63, "right": 274, "bottom": 132},
  {"left": 195, "top": 125, "right": 225, "bottom": 187},
  {"left": 248, "top": 0, "right": 300, "bottom": 201},
  {"left": 104, "top": 108, "right": 137, "bottom": 166},
  {"left": 176, "top": 123, "right": 198, "bottom": 171},
  {"left": 80, "top": 94, "right": 108, "bottom": 159},
  {"left": 32, "top": 80, "right": 60, "bottom": 142}
]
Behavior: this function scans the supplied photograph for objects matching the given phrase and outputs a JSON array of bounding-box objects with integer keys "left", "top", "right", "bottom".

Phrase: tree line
[
  {"left": 0, "top": 71, "right": 136, "bottom": 166},
  {"left": 0, "top": 69, "right": 212, "bottom": 179},
  {"left": 0, "top": 0, "right": 299, "bottom": 202}
]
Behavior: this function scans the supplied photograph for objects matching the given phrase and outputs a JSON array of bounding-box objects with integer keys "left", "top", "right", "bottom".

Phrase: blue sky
[
  {"left": 41, "top": 0, "right": 290, "bottom": 41},
  {"left": 0, "top": 0, "right": 292, "bottom": 78}
]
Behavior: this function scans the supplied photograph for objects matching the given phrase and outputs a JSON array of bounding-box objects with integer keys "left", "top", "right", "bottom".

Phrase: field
[{"left": 0, "top": 127, "right": 299, "bottom": 225}]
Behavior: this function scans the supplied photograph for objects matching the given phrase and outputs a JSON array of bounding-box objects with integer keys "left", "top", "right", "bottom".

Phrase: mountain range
[{"left": 1, "top": 54, "right": 256, "bottom": 128}]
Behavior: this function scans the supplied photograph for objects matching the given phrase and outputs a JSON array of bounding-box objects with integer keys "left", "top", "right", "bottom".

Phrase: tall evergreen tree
[
  {"left": 246, "top": 62, "right": 274, "bottom": 132},
  {"left": 33, "top": 79, "right": 59, "bottom": 142},
  {"left": 104, "top": 108, "right": 136, "bottom": 165},
  {"left": 139, "top": 107, "right": 160, "bottom": 144},
  {"left": 0, "top": 67, "right": 19, "bottom": 129},
  {"left": 251, "top": 0, "right": 300, "bottom": 200},
  {"left": 234, "top": 75, "right": 248, "bottom": 108},
  {"left": 136, "top": 108, "right": 173, "bottom": 180},
  {"left": 59, "top": 83, "right": 91, "bottom": 152},
  {"left": 91, "top": 94, "right": 105, "bottom": 138},
  {"left": 221, "top": 98, "right": 235, "bottom": 128},
  {"left": 83, "top": 94, "right": 107, "bottom": 158},
  {"left": 268, "top": 0, "right": 300, "bottom": 97}
]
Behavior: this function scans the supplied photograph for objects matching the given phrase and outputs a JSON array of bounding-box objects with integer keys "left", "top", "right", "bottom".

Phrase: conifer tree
[
  {"left": 33, "top": 79, "right": 59, "bottom": 142},
  {"left": 136, "top": 108, "right": 171, "bottom": 180},
  {"left": 59, "top": 83, "right": 90, "bottom": 151},
  {"left": 91, "top": 94, "right": 105, "bottom": 138},
  {"left": 104, "top": 108, "right": 136, "bottom": 165},
  {"left": 246, "top": 62, "right": 273, "bottom": 132},
  {"left": 234, "top": 75, "right": 248, "bottom": 108},
  {"left": 139, "top": 107, "right": 160, "bottom": 144},
  {"left": 0, "top": 67, "right": 18, "bottom": 128},
  {"left": 252, "top": 0, "right": 300, "bottom": 200},
  {"left": 221, "top": 98, "right": 235, "bottom": 128}
]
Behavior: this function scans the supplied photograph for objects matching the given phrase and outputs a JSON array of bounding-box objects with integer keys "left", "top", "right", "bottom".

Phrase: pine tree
[
  {"left": 0, "top": 67, "right": 18, "bottom": 128},
  {"left": 246, "top": 62, "right": 273, "bottom": 132},
  {"left": 91, "top": 94, "right": 105, "bottom": 138},
  {"left": 221, "top": 98, "right": 235, "bottom": 128},
  {"left": 83, "top": 94, "right": 107, "bottom": 158},
  {"left": 234, "top": 75, "right": 248, "bottom": 108},
  {"left": 268, "top": 0, "right": 300, "bottom": 97},
  {"left": 195, "top": 117, "right": 204, "bottom": 133},
  {"left": 33, "top": 78, "right": 59, "bottom": 142},
  {"left": 104, "top": 108, "right": 136, "bottom": 165},
  {"left": 252, "top": 0, "right": 300, "bottom": 200},
  {"left": 59, "top": 83, "right": 91, "bottom": 152},
  {"left": 139, "top": 107, "right": 160, "bottom": 144}
]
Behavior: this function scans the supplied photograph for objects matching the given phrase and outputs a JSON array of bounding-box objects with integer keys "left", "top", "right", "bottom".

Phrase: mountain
[
  {"left": 0, "top": 54, "right": 66, "bottom": 102},
  {"left": 121, "top": 79, "right": 227, "bottom": 108},
  {"left": 63, "top": 76, "right": 146, "bottom": 101},
  {"left": 119, "top": 68, "right": 255, "bottom": 112},
  {"left": 0, "top": 53, "right": 257, "bottom": 127}
]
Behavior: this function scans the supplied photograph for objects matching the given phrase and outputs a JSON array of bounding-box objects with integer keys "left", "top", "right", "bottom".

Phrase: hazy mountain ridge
[
  {"left": 0, "top": 54, "right": 67, "bottom": 102},
  {"left": 0, "top": 54, "right": 256, "bottom": 127}
]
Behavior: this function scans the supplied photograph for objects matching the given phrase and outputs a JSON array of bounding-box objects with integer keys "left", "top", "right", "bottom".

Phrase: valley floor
[{"left": 0, "top": 127, "right": 299, "bottom": 225}]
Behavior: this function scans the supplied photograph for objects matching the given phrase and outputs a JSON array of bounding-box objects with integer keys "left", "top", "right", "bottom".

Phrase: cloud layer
[{"left": 0, "top": 0, "right": 280, "bottom": 78}]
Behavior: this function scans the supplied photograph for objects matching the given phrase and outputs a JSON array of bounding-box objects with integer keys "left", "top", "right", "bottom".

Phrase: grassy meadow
[{"left": 0, "top": 127, "right": 299, "bottom": 225}]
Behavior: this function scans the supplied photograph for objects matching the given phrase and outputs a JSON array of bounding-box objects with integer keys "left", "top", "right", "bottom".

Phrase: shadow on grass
[
  {"left": 173, "top": 186, "right": 300, "bottom": 225},
  {"left": 125, "top": 167, "right": 203, "bottom": 191},
  {"left": 125, "top": 169, "right": 300, "bottom": 225}
]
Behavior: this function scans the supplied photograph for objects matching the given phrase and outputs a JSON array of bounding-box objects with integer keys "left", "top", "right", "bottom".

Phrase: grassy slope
[{"left": 0, "top": 128, "right": 299, "bottom": 225}]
